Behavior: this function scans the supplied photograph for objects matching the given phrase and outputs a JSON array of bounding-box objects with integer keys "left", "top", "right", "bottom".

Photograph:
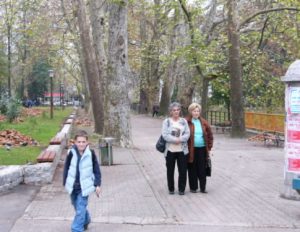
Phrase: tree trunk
[
  {"left": 139, "top": 0, "right": 161, "bottom": 114},
  {"left": 7, "top": 24, "right": 11, "bottom": 97},
  {"left": 21, "top": 1, "right": 28, "bottom": 99},
  {"left": 61, "top": 0, "right": 91, "bottom": 112},
  {"left": 72, "top": 0, "right": 104, "bottom": 134},
  {"left": 89, "top": 0, "right": 107, "bottom": 115},
  {"left": 201, "top": 78, "right": 209, "bottom": 118},
  {"left": 227, "top": 0, "right": 246, "bottom": 137},
  {"left": 105, "top": 0, "right": 132, "bottom": 147},
  {"left": 89, "top": 0, "right": 107, "bottom": 93}
]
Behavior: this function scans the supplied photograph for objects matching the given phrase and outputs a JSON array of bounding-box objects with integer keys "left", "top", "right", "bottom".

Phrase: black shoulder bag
[{"left": 155, "top": 119, "right": 169, "bottom": 153}]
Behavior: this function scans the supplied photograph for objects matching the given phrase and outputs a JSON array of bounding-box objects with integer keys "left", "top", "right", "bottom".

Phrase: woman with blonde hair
[
  {"left": 186, "top": 103, "right": 213, "bottom": 193},
  {"left": 161, "top": 102, "right": 190, "bottom": 195}
]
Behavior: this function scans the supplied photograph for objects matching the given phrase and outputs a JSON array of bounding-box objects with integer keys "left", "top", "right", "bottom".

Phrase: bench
[
  {"left": 64, "top": 118, "right": 73, "bottom": 124},
  {"left": 215, "top": 126, "right": 231, "bottom": 133},
  {"left": 37, "top": 150, "right": 56, "bottom": 163},
  {"left": 214, "top": 121, "right": 231, "bottom": 134},
  {"left": 49, "top": 136, "right": 63, "bottom": 145},
  {"left": 262, "top": 132, "right": 284, "bottom": 147}
]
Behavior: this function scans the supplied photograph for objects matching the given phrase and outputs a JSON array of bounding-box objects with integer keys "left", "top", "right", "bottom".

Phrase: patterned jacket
[{"left": 162, "top": 117, "right": 190, "bottom": 156}]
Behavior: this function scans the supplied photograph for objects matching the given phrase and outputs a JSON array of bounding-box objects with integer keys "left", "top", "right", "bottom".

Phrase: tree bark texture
[
  {"left": 138, "top": 8, "right": 149, "bottom": 114},
  {"left": 227, "top": 0, "right": 246, "bottom": 137},
  {"left": 89, "top": 0, "right": 107, "bottom": 92},
  {"left": 105, "top": 0, "right": 132, "bottom": 147},
  {"left": 72, "top": 0, "right": 104, "bottom": 133}
]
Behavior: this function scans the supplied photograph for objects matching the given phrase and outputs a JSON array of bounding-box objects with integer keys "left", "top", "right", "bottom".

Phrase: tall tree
[
  {"left": 3, "top": 0, "right": 18, "bottom": 97},
  {"left": 105, "top": 0, "right": 132, "bottom": 147},
  {"left": 61, "top": 0, "right": 90, "bottom": 111},
  {"left": 227, "top": 0, "right": 246, "bottom": 137},
  {"left": 71, "top": 0, "right": 104, "bottom": 133},
  {"left": 139, "top": 0, "right": 165, "bottom": 114}
]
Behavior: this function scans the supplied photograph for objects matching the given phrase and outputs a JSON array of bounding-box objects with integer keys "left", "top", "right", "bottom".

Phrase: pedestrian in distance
[
  {"left": 152, "top": 104, "right": 159, "bottom": 117},
  {"left": 161, "top": 102, "right": 190, "bottom": 195},
  {"left": 186, "top": 103, "right": 213, "bottom": 193},
  {"left": 63, "top": 130, "right": 101, "bottom": 232}
]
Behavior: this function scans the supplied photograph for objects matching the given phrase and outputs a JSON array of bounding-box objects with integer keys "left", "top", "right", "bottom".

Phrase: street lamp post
[
  {"left": 60, "top": 82, "right": 62, "bottom": 107},
  {"left": 60, "top": 82, "right": 65, "bottom": 110},
  {"left": 48, "top": 69, "right": 54, "bottom": 119}
]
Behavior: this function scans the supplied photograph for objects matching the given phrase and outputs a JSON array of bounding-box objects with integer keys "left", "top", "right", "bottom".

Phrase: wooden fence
[
  {"left": 207, "top": 111, "right": 285, "bottom": 133},
  {"left": 245, "top": 112, "right": 284, "bottom": 133}
]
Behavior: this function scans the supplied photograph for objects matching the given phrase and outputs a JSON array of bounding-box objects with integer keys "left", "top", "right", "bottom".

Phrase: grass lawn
[{"left": 0, "top": 107, "right": 73, "bottom": 165}]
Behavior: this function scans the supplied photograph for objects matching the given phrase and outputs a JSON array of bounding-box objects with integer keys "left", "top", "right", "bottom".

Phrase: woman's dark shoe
[
  {"left": 190, "top": 189, "right": 197, "bottom": 193},
  {"left": 169, "top": 191, "right": 175, "bottom": 195},
  {"left": 179, "top": 191, "right": 185, "bottom": 195},
  {"left": 200, "top": 190, "right": 207, "bottom": 193}
]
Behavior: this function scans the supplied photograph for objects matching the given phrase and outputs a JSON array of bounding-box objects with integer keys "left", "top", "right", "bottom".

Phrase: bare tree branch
[
  {"left": 239, "top": 7, "right": 300, "bottom": 30},
  {"left": 177, "top": 0, "right": 204, "bottom": 78},
  {"left": 258, "top": 16, "right": 269, "bottom": 50}
]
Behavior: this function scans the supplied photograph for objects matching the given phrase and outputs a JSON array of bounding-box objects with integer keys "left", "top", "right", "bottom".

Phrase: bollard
[{"left": 99, "top": 137, "right": 115, "bottom": 166}]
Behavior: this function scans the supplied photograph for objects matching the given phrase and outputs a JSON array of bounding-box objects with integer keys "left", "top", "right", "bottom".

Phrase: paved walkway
[{"left": 5, "top": 114, "right": 300, "bottom": 231}]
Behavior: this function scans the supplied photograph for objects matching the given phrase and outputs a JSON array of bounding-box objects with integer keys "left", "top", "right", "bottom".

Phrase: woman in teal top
[{"left": 186, "top": 103, "right": 213, "bottom": 193}]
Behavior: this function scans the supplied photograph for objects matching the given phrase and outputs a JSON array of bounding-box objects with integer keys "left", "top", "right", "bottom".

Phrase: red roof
[{"left": 44, "top": 92, "right": 64, "bottom": 97}]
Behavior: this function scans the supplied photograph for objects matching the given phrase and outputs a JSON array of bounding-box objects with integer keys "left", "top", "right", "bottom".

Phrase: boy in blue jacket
[{"left": 63, "top": 130, "right": 101, "bottom": 232}]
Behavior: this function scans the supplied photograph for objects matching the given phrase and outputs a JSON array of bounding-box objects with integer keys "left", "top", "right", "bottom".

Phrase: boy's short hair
[{"left": 74, "top": 130, "right": 89, "bottom": 140}]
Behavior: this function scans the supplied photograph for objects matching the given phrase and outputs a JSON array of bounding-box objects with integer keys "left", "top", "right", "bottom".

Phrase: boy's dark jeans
[{"left": 166, "top": 151, "right": 187, "bottom": 193}]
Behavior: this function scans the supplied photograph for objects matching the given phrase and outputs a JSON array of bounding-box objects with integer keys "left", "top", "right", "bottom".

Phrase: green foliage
[
  {"left": 210, "top": 73, "right": 230, "bottom": 108},
  {"left": 6, "top": 98, "right": 21, "bottom": 123},
  {"left": 0, "top": 97, "right": 8, "bottom": 115},
  {"left": 171, "top": 84, "right": 178, "bottom": 102},
  {"left": 0, "top": 48, "right": 7, "bottom": 83},
  {"left": 27, "top": 60, "right": 51, "bottom": 100}
]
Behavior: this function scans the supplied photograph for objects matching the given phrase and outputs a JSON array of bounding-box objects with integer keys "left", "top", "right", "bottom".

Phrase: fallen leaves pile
[
  {"left": 248, "top": 134, "right": 265, "bottom": 142},
  {"left": 75, "top": 117, "right": 93, "bottom": 126},
  {"left": 21, "top": 108, "right": 44, "bottom": 117},
  {"left": 0, "top": 115, "right": 6, "bottom": 122},
  {"left": 0, "top": 129, "right": 38, "bottom": 147}
]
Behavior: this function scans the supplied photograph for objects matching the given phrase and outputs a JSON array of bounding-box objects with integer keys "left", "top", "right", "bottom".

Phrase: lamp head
[{"left": 48, "top": 69, "right": 54, "bottom": 78}]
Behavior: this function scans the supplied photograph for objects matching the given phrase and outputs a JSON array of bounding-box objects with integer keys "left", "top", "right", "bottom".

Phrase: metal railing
[{"left": 206, "top": 111, "right": 230, "bottom": 126}]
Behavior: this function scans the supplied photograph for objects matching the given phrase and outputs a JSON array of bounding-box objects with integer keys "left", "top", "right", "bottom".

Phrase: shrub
[
  {"left": 0, "top": 97, "right": 9, "bottom": 114},
  {"left": 6, "top": 98, "right": 21, "bottom": 123}
]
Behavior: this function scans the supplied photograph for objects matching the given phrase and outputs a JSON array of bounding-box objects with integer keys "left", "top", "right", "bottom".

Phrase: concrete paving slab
[{"left": 7, "top": 114, "right": 300, "bottom": 232}]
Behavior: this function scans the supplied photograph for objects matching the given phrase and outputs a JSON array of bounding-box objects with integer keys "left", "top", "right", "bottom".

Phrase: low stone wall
[
  {"left": 0, "top": 166, "right": 23, "bottom": 192},
  {"left": 23, "top": 144, "right": 64, "bottom": 185},
  {"left": 0, "top": 111, "right": 76, "bottom": 193}
]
